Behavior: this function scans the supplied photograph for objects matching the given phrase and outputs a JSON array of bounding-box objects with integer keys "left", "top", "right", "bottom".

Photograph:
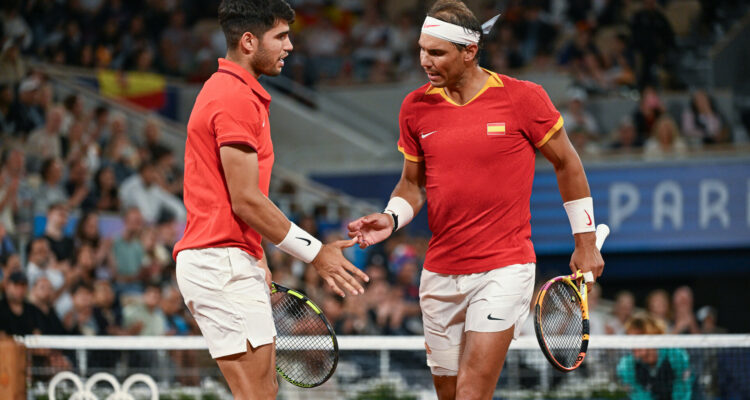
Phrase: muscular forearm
[
  {"left": 232, "top": 192, "right": 292, "bottom": 245},
  {"left": 553, "top": 156, "right": 591, "bottom": 202}
]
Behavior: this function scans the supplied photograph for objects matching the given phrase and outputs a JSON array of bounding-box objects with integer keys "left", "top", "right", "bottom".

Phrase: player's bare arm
[
  {"left": 220, "top": 144, "right": 368, "bottom": 297},
  {"left": 348, "top": 159, "right": 426, "bottom": 248},
  {"left": 538, "top": 127, "right": 605, "bottom": 287}
]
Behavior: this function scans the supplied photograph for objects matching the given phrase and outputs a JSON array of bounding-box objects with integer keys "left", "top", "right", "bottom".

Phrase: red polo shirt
[
  {"left": 397, "top": 70, "right": 563, "bottom": 274},
  {"left": 173, "top": 58, "right": 274, "bottom": 260}
]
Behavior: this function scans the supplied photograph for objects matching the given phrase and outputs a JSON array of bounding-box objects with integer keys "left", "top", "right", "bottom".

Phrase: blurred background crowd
[{"left": 0, "top": 0, "right": 746, "bottom": 346}]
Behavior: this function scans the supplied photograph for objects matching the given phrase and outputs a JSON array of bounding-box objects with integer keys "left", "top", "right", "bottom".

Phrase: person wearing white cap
[{"left": 348, "top": 0, "right": 604, "bottom": 398}]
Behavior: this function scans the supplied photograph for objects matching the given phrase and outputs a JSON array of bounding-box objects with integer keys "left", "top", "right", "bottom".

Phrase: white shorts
[
  {"left": 419, "top": 263, "right": 535, "bottom": 374},
  {"left": 176, "top": 247, "right": 276, "bottom": 359}
]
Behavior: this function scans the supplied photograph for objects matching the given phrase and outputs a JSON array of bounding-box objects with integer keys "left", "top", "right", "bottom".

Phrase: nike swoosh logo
[
  {"left": 421, "top": 131, "right": 437, "bottom": 139},
  {"left": 423, "top": 24, "right": 440, "bottom": 28},
  {"left": 584, "top": 210, "right": 593, "bottom": 226},
  {"left": 487, "top": 314, "right": 504, "bottom": 321},
  {"left": 295, "top": 237, "right": 311, "bottom": 246}
]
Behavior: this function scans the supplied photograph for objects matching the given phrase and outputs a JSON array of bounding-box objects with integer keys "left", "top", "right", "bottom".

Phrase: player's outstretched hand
[
  {"left": 347, "top": 213, "right": 393, "bottom": 249},
  {"left": 312, "top": 238, "right": 370, "bottom": 297}
]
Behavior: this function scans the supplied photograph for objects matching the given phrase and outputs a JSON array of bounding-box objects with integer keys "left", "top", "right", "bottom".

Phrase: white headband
[{"left": 421, "top": 14, "right": 501, "bottom": 45}]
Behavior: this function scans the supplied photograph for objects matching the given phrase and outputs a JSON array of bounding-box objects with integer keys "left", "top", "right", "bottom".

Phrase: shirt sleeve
[
  {"left": 514, "top": 81, "right": 564, "bottom": 148},
  {"left": 212, "top": 96, "right": 263, "bottom": 150},
  {"left": 396, "top": 95, "right": 424, "bottom": 162}
]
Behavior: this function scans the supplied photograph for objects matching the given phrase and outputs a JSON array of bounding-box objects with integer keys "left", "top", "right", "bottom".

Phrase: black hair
[
  {"left": 218, "top": 0, "right": 295, "bottom": 50},
  {"left": 427, "top": 0, "right": 483, "bottom": 56}
]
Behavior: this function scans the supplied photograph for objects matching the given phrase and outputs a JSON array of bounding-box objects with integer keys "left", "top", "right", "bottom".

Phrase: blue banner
[{"left": 313, "top": 157, "right": 750, "bottom": 254}]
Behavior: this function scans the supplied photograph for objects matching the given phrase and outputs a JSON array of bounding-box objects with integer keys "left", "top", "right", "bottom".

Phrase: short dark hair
[
  {"left": 218, "top": 0, "right": 295, "bottom": 50},
  {"left": 427, "top": 0, "right": 483, "bottom": 56}
]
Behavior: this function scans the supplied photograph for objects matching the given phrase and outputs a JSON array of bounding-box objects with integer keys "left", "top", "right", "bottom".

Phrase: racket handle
[{"left": 595, "top": 224, "right": 610, "bottom": 251}]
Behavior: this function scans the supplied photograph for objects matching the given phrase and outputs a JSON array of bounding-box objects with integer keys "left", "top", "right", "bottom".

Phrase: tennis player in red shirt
[
  {"left": 173, "top": 1, "right": 368, "bottom": 399},
  {"left": 348, "top": 1, "right": 604, "bottom": 398}
]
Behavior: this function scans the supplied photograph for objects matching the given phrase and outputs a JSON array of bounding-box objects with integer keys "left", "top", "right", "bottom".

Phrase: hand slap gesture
[
  {"left": 311, "top": 238, "right": 370, "bottom": 297},
  {"left": 347, "top": 213, "right": 394, "bottom": 248}
]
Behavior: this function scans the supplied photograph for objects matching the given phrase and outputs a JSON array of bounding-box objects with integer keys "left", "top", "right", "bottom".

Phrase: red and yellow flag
[
  {"left": 97, "top": 70, "right": 166, "bottom": 110},
  {"left": 487, "top": 122, "right": 506, "bottom": 136}
]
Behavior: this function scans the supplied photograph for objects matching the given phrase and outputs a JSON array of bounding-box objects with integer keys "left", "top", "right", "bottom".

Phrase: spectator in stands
[
  {"left": 606, "top": 290, "right": 635, "bottom": 335},
  {"left": 696, "top": 306, "right": 726, "bottom": 334},
  {"left": 587, "top": 283, "right": 609, "bottom": 335},
  {"left": 644, "top": 115, "right": 688, "bottom": 160},
  {"left": 617, "top": 313, "right": 692, "bottom": 400},
  {"left": 83, "top": 165, "right": 120, "bottom": 212},
  {"left": 63, "top": 282, "right": 97, "bottom": 335},
  {"left": 0, "top": 38, "right": 28, "bottom": 84},
  {"left": 0, "top": 224, "right": 15, "bottom": 268},
  {"left": 681, "top": 89, "right": 730, "bottom": 146},
  {"left": 28, "top": 276, "right": 66, "bottom": 335},
  {"left": 74, "top": 211, "right": 112, "bottom": 272},
  {"left": 630, "top": 0, "right": 675, "bottom": 88},
  {"left": 112, "top": 207, "right": 145, "bottom": 293},
  {"left": 33, "top": 158, "right": 68, "bottom": 215},
  {"left": 609, "top": 117, "right": 639, "bottom": 153},
  {"left": 517, "top": 5, "right": 557, "bottom": 66},
  {"left": 486, "top": 25, "right": 525, "bottom": 71},
  {"left": 140, "top": 226, "right": 172, "bottom": 285},
  {"left": 351, "top": 4, "right": 392, "bottom": 82},
  {"left": 123, "top": 282, "right": 167, "bottom": 336},
  {"left": 562, "top": 88, "right": 600, "bottom": 137},
  {"left": 0, "top": 146, "right": 26, "bottom": 235},
  {"left": 646, "top": 288, "right": 672, "bottom": 332},
  {"left": 153, "top": 148, "right": 183, "bottom": 198},
  {"left": 41, "top": 203, "right": 75, "bottom": 263},
  {"left": 141, "top": 117, "right": 168, "bottom": 162},
  {"left": 558, "top": 26, "right": 606, "bottom": 92},
  {"left": 89, "top": 105, "right": 110, "bottom": 147},
  {"left": 63, "top": 158, "right": 90, "bottom": 210},
  {"left": 632, "top": 86, "right": 665, "bottom": 146},
  {"left": 0, "top": 270, "right": 41, "bottom": 336},
  {"left": 25, "top": 237, "right": 60, "bottom": 292},
  {"left": 72, "top": 244, "right": 99, "bottom": 286},
  {"left": 0, "top": 83, "right": 16, "bottom": 134},
  {"left": 92, "top": 279, "right": 128, "bottom": 336},
  {"left": 162, "top": 285, "right": 192, "bottom": 335},
  {"left": 61, "top": 94, "right": 86, "bottom": 132},
  {"left": 104, "top": 112, "right": 138, "bottom": 182},
  {"left": 671, "top": 286, "right": 699, "bottom": 334},
  {"left": 26, "top": 105, "right": 64, "bottom": 171},
  {"left": 601, "top": 33, "right": 636, "bottom": 89},
  {"left": 9, "top": 76, "right": 44, "bottom": 136},
  {"left": 304, "top": 15, "right": 347, "bottom": 82},
  {"left": 119, "top": 161, "right": 186, "bottom": 224}
]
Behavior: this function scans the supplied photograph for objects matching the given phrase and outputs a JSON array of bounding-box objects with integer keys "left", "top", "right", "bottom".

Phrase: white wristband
[
  {"left": 276, "top": 222, "right": 323, "bottom": 263},
  {"left": 384, "top": 196, "right": 414, "bottom": 231},
  {"left": 563, "top": 197, "right": 596, "bottom": 234}
]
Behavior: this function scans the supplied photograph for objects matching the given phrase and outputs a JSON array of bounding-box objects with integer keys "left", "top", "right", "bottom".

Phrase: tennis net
[{"left": 16, "top": 334, "right": 750, "bottom": 399}]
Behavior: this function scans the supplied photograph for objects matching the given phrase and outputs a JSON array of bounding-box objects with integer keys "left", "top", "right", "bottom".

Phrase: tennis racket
[
  {"left": 533, "top": 223, "right": 610, "bottom": 372},
  {"left": 270, "top": 282, "right": 339, "bottom": 388}
]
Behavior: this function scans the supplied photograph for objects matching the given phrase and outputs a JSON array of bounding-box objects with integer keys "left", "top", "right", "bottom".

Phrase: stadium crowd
[
  {"left": 0, "top": 0, "right": 740, "bottom": 343},
  {"left": 1, "top": 0, "right": 745, "bottom": 88}
]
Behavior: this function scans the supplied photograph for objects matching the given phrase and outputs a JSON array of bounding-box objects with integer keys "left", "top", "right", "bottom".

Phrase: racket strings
[
  {"left": 271, "top": 292, "right": 336, "bottom": 386},
  {"left": 540, "top": 282, "right": 584, "bottom": 368}
]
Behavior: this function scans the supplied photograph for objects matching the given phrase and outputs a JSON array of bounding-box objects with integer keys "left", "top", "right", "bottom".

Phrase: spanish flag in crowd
[{"left": 97, "top": 70, "right": 166, "bottom": 110}]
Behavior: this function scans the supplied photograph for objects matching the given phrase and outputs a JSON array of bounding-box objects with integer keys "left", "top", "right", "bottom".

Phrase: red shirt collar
[{"left": 217, "top": 58, "right": 272, "bottom": 104}]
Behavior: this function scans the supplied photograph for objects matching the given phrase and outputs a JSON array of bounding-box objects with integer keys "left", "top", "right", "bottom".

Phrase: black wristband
[{"left": 383, "top": 211, "right": 398, "bottom": 233}]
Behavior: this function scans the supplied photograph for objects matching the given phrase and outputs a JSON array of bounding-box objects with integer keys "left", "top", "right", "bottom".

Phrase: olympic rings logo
[{"left": 48, "top": 371, "right": 158, "bottom": 400}]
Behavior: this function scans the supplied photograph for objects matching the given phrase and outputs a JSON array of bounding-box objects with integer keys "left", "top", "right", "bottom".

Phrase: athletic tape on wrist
[
  {"left": 384, "top": 197, "right": 414, "bottom": 232},
  {"left": 563, "top": 197, "right": 596, "bottom": 234},
  {"left": 276, "top": 222, "right": 322, "bottom": 263}
]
